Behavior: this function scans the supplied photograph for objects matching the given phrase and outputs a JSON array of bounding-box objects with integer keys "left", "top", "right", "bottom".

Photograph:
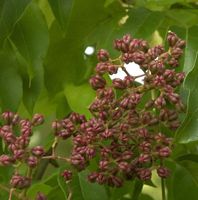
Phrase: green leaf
[
  {"left": 47, "top": 186, "right": 65, "bottom": 200},
  {"left": 0, "top": 0, "right": 31, "bottom": 46},
  {"left": 0, "top": 51, "right": 23, "bottom": 111},
  {"left": 57, "top": 168, "right": 69, "bottom": 199},
  {"left": 104, "top": 0, "right": 116, "bottom": 7},
  {"left": 64, "top": 83, "right": 95, "bottom": 117},
  {"left": 183, "top": 26, "right": 198, "bottom": 73},
  {"left": 172, "top": 164, "right": 198, "bottom": 200},
  {"left": 135, "top": 0, "right": 198, "bottom": 11},
  {"left": 48, "top": 0, "right": 73, "bottom": 31},
  {"left": 10, "top": 2, "right": 49, "bottom": 113},
  {"left": 87, "top": 8, "right": 165, "bottom": 58},
  {"left": 70, "top": 170, "right": 108, "bottom": 200},
  {"left": 131, "top": 179, "right": 143, "bottom": 200},
  {"left": 27, "top": 183, "right": 52, "bottom": 199},
  {"left": 176, "top": 55, "right": 198, "bottom": 143},
  {"left": 55, "top": 92, "right": 71, "bottom": 118},
  {"left": 44, "top": 0, "right": 110, "bottom": 95}
]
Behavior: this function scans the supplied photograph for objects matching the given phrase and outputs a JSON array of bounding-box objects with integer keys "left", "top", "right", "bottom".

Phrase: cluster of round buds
[
  {"left": 0, "top": 111, "right": 45, "bottom": 190},
  {"left": 52, "top": 32, "right": 185, "bottom": 187}
]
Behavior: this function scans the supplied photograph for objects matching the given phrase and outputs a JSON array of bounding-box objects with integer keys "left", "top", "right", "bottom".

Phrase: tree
[{"left": 0, "top": 0, "right": 198, "bottom": 199}]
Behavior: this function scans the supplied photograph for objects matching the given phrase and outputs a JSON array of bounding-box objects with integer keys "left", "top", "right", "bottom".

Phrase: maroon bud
[
  {"left": 62, "top": 119, "right": 75, "bottom": 132},
  {"left": 10, "top": 174, "right": 31, "bottom": 189},
  {"left": 164, "top": 69, "right": 175, "bottom": 81},
  {"left": 36, "top": 192, "right": 47, "bottom": 200},
  {"left": 97, "top": 49, "right": 109, "bottom": 62},
  {"left": 59, "top": 129, "right": 72, "bottom": 139},
  {"left": 149, "top": 60, "right": 165, "bottom": 74},
  {"left": 123, "top": 34, "right": 132, "bottom": 45},
  {"left": 138, "top": 128, "right": 149, "bottom": 138},
  {"left": 158, "top": 146, "right": 171, "bottom": 158},
  {"left": 167, "top": 31, "right": 178, "bottom": 47},
  {"left": 13, "top": 149, "right": 25, "bottom": 160},
  {"left": 175, "top": 72, "right": 185, "bottom": 83},
  {"left": 2, "top": 132, "right": 16, "bottom": 144},
  {"left": 86, "top": 147, "right": 96, "bottom": 159},
  {"left": 171, "top": 47, "right": 183, "bottom": 59},
  {"left": 16, "top": 136, "right": 29, "bottom": 149},
  {"left": 121, "top": 151, "right": 133, "bottom": 160},
  {"left": 118, "top": 162, "right": 129, "bottom": 172},
  {"left": 99, "top": 160, "right": 109, "bottom": 171},
  {"left": 88, "top": 172, "right": 99, "bottom": 183},
  {"left": 167, "top": 92, "right": 180, "bottom": 104},
  {"left": 168, "top": 58, "right": 179, "bottom": 67},
  {"left": 121, "top": 53, "right": 133, "bottom": 64},
  {"left": 27, "top": 156, "right": 38, "bottom": 168},
  {"left": 101, "top": 129, "right": 113, "bottom": 138},
  {"left": 157, "top": 166, "right": 170, "bottom": 178},
  {"left": 137, "top": 168, "right": 152, "bottom": 181},
  {"left": 71, "top": 154, "right": 85, "bottom": 167},
  {"left": 132, "top": 51, "right": 145, "bottom": 64},
  {"left": 89, "top": 75, "right": 106, "bottom": 90},
  {"left": 148, "top": 45, "right": 164, "bottom": 59},
  {"left": 32, "top": 113, "right": 44, "bottom": 126},
  {"left": 112, "top": 109, "right": 122, "bottom": 120},
  {"left": 95, "top": 63, "right": 108, "bottom": 75},
  {"left": 175, "top": 39, "right": 185, "bottom": 48},
  {"left": 124, "top": 75, "right": 134, "bottom": 87},
  {"left": 129, "top": 39, "right": 141, "bottom": 52},
  {"left": 112, "top": 78, "right": 126, "bottom": 89},
  {"left": 154, "top": 96, "right": 166, "bottom": 109},
  {"left": 31, "top": 146, "right": 45, "bottom": 157},
  {"left": 0, "top": 154, "right": 14, "bottom": 166},
  {"left": 20, "top": 119, "right": 31, "bottom": 127},
  {"left": 110, "top": 176, "right": 123, "bottom": 187},
  {"left": 21, "top": 126, "right": 32, "bottom": 136},
  {"left": 61, "top": 170, "right": 72, "bottom": 181},
  {"left": 107, "top": 64, "right": 118, "bottom": 75},
  {"left": 153, "top": 75, "right": 166, "bottom": 87},
  {"left": 8, "top": 143, "right": 18, "bottom": 152},
  {"left": 138, "top": 154, "right": 151, "bottom": 164},
  {"left": 52, "top": 120, "right": 61, "bottom": 133},
  {"left": 96, "top": 173, "right": 107, "bottom": 185},
  {"left": 139, "top": 141, "right": 151, "bottom": 153},
  {"left": 1, "top": 111, "right": 14, "bottom": 124},
  {"left": 114, "top": 39, "right": 122, "bottom": 51}
]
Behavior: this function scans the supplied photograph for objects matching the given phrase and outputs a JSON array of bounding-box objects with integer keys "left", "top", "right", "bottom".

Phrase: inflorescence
[{"left": 0, "top": 31, "right": 185, "bottom": 199}]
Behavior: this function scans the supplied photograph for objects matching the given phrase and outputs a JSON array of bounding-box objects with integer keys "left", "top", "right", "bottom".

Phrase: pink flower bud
[
  {"left": 32, "top": 113, "right": 44, "bottom": 126},
  {"left": 27, "top": 156, "right": 38, "bottom": 168},
  {"left": 0, "top": 155, "right": 14, "bottom": 166},
  {"left": 157, "top": 166, "right": 170, "bottom": 178},
  {"left": 36, "top": 192, "right": 47, "bottom": 200},
  {"left": 61, "top": 170, "right": 72, "bottom": 181},
  {"left": 89, "top": 75, "right": 106, "bottom": 90},
  {"left": 31, "top": 146, "right": 45, "bottom": 157},
  {"left": 112, "top": 78, "right": 126, "bottom": 89},
  {"left": 97, "top": 49, "right": 109, "bottom": 62},
  {"left": 10, "top": 174, "right": 31, "bottom": 189},
  {"left": 158, "top": 146, "right": 171, "bottom": 158},
  {"left": 137, "top": 168, "right": 152, "bottom": 181}
]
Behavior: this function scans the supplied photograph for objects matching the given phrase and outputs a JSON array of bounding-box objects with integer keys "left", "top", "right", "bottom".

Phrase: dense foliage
[{"left": 0, "top": 0, "right": 198, "bottom": 200}]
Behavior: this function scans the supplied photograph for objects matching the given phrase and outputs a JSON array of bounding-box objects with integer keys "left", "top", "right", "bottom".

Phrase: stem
[
  {"left": 161, "top": 178, "right": 166, "bottom": 200},
  {"left": 0, "top": 184, "right": 29, "bottom": 200},
  {"left": 9, "top": 188, "right": 14, "bottom": 200},
  {"left": 121, "top": 66, "right": 131, "bottom": 76}
]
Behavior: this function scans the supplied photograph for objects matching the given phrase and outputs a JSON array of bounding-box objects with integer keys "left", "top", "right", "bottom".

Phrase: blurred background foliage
[{"left": 0, "top": 0, "right": 198, "bottom": 199}]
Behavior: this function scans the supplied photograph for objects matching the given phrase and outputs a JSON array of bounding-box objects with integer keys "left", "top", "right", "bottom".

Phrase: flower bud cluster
[
  {"left": 0, "top": 112, "right": 45, "bottom": 190},
  {"left": 52, "top": 32, "right": 185, "bottom": 187}
]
